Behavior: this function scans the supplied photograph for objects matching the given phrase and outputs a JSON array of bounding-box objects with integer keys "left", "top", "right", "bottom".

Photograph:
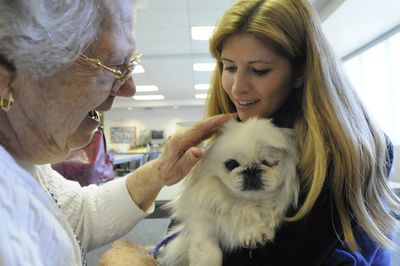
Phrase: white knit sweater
[{"left": 0, "top": 145, "right": 151, "bottom": 265}]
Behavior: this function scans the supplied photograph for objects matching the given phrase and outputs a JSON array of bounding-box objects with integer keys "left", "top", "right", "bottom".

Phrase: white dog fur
[{"left": 157, "top": 118, "right": 299, "bottom": 266}]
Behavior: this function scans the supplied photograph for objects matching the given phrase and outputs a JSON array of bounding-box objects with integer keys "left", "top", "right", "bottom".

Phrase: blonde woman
[{"left": 205, "top": 0, "right": 400, "bottom": 265}]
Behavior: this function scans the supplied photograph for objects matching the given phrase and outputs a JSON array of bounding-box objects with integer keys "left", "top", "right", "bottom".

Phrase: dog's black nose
[{"left": 241, "top": 165, "right": 264, "bottom": 191}]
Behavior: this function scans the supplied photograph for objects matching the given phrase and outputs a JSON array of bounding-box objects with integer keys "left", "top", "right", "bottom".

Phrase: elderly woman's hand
[
  {"left": 98, "top": 240, "right": 158, "bottom": 266},
  {"left": 126, "top": 113, "right": 235, "bottom": 211},
  {"left": 157, "top": 113, "right": 233, "bottom": 186}
]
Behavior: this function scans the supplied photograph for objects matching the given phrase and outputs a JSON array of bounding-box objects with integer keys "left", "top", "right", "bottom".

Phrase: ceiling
[{"left": 112, "top": 0, "right": 400, "bottom": 109}]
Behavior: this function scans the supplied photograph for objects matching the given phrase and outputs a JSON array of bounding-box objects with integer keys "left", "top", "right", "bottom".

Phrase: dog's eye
[
  {"left": 224, "top": 159, "right": 240, "bottom": 171},
  {"left": 261, "top": 159, "right": 279, "bottom": 167}
]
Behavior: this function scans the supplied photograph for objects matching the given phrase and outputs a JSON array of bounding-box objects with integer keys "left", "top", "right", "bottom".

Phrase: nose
[
  {"left": 111, "top": 77, "right": 136, "bottom": 97},
  {"left": 242, "top": 165, "right": 262, "bottom": 178},
  {"left": 232, "top": 70, "right": 250, "bottom": 95},
  {"left": 241, "top": 165, "right": 264, "bottom": 191}
]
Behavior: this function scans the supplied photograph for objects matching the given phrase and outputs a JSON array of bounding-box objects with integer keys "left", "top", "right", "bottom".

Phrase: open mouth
[{"left": 88, "top": 110, "right": 100, "bottom": 122}]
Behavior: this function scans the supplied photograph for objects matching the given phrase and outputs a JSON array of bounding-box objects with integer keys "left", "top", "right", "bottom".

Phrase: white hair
[{"left": 0, "top": 0, "right": 137, "bottom": 78}]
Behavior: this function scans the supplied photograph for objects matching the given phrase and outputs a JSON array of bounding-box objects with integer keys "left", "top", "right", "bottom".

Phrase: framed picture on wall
[
  {"left": 110, "top": 127, "right": 136, "bottom": 144},
  {"left": 151, "top": 130, "right": 164, "bottom": 140},
  {"left": 150, "top": 130, "right": 164, "bottom": 146}
]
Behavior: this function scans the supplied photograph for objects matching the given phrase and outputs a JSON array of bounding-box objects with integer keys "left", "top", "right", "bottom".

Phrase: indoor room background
[{"left": 88, "top": 0, "right": 400, "bottom": 265}]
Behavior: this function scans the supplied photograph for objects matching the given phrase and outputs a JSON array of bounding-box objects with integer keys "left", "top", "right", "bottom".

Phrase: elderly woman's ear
[{"left": 0, "top": 56, "right": 15, "bottom": 111}]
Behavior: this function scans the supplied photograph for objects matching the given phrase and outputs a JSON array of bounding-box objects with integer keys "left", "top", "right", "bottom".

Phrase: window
[{"left": 343, "top": 30, "right": 400, "bottom": 145}]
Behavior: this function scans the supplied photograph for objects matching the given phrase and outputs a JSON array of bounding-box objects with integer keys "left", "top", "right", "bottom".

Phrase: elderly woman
[{"left": 0, "top": 0, "right": 231, "bottom": 265}]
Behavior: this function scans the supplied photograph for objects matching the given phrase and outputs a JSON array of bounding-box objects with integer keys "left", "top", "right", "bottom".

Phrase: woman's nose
[
  {"left": 232, "top": 71, "right": 250, "bottom": 95},
  {"left": 112, "top": 77, "right": 136, "bottom": 97}
]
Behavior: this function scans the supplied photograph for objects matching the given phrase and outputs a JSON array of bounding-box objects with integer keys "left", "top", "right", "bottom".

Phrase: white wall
[
  {"left": 103, "top": 106, "right": 204, "bottom": 150},
  {"left": 391, "top": 146, "right": 400, "bottom": 182}
]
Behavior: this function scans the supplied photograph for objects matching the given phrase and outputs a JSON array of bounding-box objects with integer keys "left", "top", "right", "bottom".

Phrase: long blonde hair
[{"left": 206, "top": 0, "right": 400, "bottom": 251}]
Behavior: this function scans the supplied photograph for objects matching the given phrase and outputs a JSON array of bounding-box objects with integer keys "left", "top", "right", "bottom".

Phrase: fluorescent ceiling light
[
  {"left": 133, "top": 95, "right": 165, "bottom": 100},
  {"left": 136, "top": 85, "right": 159, "bottom": 92},
  {"left": 194, "top": 84, "right": 210, "bottom": 90},
  {"left": 191, "top": 26, "right": 215, "bottom": 40},
  {"left": 133, "top": 65, "right": 145, "bottom": 73},
  {"left": 195, "top": 93, "right": 208, "bottom": 99},
  {"left": 193, "top": 63, "right": 216, "bottom": 72}
]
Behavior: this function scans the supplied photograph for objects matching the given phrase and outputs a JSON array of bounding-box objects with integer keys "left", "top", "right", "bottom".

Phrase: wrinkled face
[
  {"left": 8, "top": 0, "right": 137, "bottom": 163},
  {"left": 220, "top": 33, "right": 297, "bottom": 121},
  {"left": 203, "top": 119, "right": 298, "bottom": 201}
]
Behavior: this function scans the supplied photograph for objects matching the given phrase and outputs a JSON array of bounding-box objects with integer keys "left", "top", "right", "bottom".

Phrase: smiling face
[
  {"left": 4, "top": 0, "right": 137, "bottom": 163},
  {"left": 220, "top": 33, "right": 297, "bottom": 121}
]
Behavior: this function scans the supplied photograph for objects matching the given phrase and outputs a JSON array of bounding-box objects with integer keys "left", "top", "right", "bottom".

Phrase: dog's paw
[
  {"left": 239, "top": 225, "right": 276, "bottom": 249},
  {"left": 241, "top": 233, "right": 271, "bottom": 249}
]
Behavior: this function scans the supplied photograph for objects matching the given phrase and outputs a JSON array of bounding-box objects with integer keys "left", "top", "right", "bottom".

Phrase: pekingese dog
[{"left": 157, "top": 118, "right": 299, "bottom": 266}]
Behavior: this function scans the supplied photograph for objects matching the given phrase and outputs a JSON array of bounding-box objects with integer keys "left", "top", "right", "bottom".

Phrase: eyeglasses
[{"left": 80, "top": 52, "right": 142, "bottom": 92}]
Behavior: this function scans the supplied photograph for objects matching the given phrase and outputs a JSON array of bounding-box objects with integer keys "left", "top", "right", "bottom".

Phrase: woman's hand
[
  {"left": 126, "top": 113, "right": 235, "bottom": 211},
  {"left": 98, "top": 240, "right": 158, "bottom": 266},
  {"left": 157, "top": 113, "right": 235, "bottom": 185}
]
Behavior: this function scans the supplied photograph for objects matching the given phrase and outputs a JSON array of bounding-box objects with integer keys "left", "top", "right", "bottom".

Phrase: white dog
[{"left": 157, "top": 118, "right": 299, "bottom": 266}]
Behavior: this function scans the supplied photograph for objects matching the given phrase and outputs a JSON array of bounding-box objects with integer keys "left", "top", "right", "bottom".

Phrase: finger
[
  {"left": 165, "top": 148, "right": 203, "bottom": 185},
  {"left": 187, "top": 147, "right": 204, "bottom": 162},
  {"left": 196, "top": 113, "right": 236, "bottom": 135},
  {"left": 178, "top": 147, "right": 203, "bottom": 175},
  {"left": 180, "top": 113, "right": 234, "bottom": 148}
]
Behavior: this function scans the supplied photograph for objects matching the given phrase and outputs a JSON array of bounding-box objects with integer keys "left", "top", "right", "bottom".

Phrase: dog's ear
[
  {"left": 279, "top": 128, "right": 298, "bottom": 164},
  {"left": 273, "top": 127, "right": 299, "bottom": 208},
  {"left": 260, "top": 145, "right": 286, "bottom": 162},
  {"left": 279, "top": 150, "right": 300, "bottom": 208},
  {"left": 280, "top": 128, "right": 295, "bottom": 141}
]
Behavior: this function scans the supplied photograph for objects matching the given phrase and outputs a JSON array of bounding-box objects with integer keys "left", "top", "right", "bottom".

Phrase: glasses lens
[
  {"left": 131, "top": 53, "right": 142, "bottom": 66},
  {"left": 111, "top": 80, "right": 123, "bottom": 92},
  {"left": 111, "top": 53, "right": 141, "bottom": 92},
  {"left": 111, "top": 69, "right": 134, "bottom": 92}
]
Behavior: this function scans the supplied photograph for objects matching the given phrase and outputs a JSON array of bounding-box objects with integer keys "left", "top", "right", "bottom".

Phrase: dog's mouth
[{"left": 241, "top": 166, "right": 265, "bottom": 191}]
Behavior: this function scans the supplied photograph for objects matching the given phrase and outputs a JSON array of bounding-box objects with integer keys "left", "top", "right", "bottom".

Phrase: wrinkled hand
[
  {"left": 98, "top": 240, "right": 158, "bottom": 266},
  {"left": 157, "top": 113, "right": 234, "bottom": 186}
]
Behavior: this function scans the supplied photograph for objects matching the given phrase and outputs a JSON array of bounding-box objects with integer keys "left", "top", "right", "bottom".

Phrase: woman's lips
[
  {"left": 95, "top": 96, "right": 116, "bottom": 112},
  {"left": 86, "top": 96, "right": 116, "bottom": 122},
  {"left": 236, "top": 99, "right": 260, "bottom": 107},
  {"left": 84, "top": 96, "right": 117, "bottom": 126}
]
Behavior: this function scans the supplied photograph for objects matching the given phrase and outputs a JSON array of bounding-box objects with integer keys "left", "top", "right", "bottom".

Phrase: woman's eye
[
  {"left": 253, "top": 69, "right": 270, "bottom": 76},
  {"left": 223, "top": 66, "right": 237, "bottom": 72}
]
